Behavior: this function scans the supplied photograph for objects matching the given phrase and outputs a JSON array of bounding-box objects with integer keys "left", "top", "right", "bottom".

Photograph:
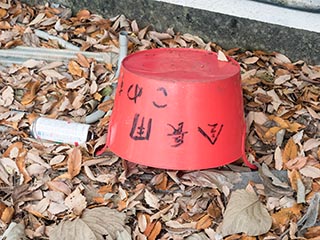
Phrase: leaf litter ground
[{"left": 0, "top": 1, "right": 320, "bottom": 239}]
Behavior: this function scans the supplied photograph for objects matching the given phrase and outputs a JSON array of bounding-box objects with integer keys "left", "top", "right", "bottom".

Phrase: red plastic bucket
[{"left": 105, "top": 48, "right": 255, "bottom": 170}]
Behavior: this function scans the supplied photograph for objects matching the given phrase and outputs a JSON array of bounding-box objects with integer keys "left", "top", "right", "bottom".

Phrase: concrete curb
[{"left": 254, "top": 0, "right": 320, "bottom": 12}]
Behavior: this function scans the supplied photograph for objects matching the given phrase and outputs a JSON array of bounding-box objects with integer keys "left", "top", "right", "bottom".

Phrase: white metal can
[{"left": 30, "top": 117, "right": 91, "bottom": 145}]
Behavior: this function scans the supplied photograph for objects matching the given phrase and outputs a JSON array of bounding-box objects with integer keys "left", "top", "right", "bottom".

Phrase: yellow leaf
[
  {"left": 67, "top": 147, "right": 82, "bottom": 179},
  {"left": 282, "top": 138, "right": 298, "bottom": 165},
  {"left": 271, "top": 204, "right": 302, "bottom": 228},
  {"left": 288, "top": 122, "right": 303, "bottom": 132},
  {"left": 269, "top": 116, "right": 289, "bottom": 129},
  {"left": 269, "top": 115, "right": 303, "bottom": 133},
  {"left": 68, "top": 60, "right": 83, "bottom": 77},
  {"left": 264, "top": 126, "right": 281, "bottom": 140},
  {"left": 93, "top": 92, "right": 102, "bottom": 101},
  {"left": 0, "top": 9, "right": 7, "bottom": 18}
]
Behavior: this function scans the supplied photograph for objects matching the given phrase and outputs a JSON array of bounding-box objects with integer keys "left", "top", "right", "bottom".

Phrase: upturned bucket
[{"left": 104, "top": 48, "right": 255, "bottom": 170}]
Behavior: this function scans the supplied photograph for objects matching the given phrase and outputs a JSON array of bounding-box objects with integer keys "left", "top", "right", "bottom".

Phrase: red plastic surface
[{"left": 106, "top": 48, "right": 251, "bottom": 170}]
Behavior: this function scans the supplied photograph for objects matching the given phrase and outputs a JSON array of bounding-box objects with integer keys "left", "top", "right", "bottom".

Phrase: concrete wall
[{"left": 23, "top": 0, "right": 320, "bottom": 64}]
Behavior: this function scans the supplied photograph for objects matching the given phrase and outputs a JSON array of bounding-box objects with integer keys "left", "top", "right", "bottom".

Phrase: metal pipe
[
  {"left": 85, "top": 31, "right": 128, "bottom": 124},
  {"left": 34, "top": 29, "right": 81, "bottom": 50},
  {"left": 0, "top": 46, "right": 117, "bottom": 65}
]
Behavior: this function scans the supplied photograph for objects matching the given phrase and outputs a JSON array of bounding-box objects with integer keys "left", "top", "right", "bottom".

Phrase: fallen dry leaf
[
  {"left": 196, "top": 214, "right": 212, "bottom": 230},
  {"left": 271, "top": 204, "right": 303, "bottom": 229},
  {"left": 68, "top": 60, "right": 83, "bottom": 77},
  {"left": 21, "top": 80, "right": 41, "bottom": 105},
  {"left": 64, "top": 187, "right": 87, "bottom": 216},
  {"left": 49, "top": 207, "right": 129, "bottom": 240},
  {"left": 148, "top": 221, "right": 161, "bottom": 240},
  {"left": 1, "top": 222, "right": 27, "bottom": 240},
  {"left": 67, "top": 147, "right": 82, "bottom": 179},
  {"left": 243, "top": 56, "right": 259, "bottom": 65},
  {"left": 300, "top": 165, "right": 320, "bottom": 179},
  {"left": 221, "top": 189, "right": 272, "bottom": 236},
  {"left": 0, "top": 202, "right": 14, "bottom": 224},
  {"left": 1, "top": 86, "right": 14, "bottom": 107},
  {"left": 217, "top": 50, "right": 228, "bottom": 62},
  {"left": 282, "top": 138, "right": 298, "bottom": 166},
  {"left": 0, "top": 1, "right": 320, "bottom": 239}
]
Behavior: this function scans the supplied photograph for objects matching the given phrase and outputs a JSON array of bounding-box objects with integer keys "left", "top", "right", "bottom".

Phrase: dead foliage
[{"left": 0, "top": 1, "right": 320, "bottom": 239}]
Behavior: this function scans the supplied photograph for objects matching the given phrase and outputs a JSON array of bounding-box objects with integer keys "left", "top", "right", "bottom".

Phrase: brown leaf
[
  {"left": 67, "top": 147, "right": 82, "bottom": 179},
  {"left": 76, "top": 9, "right": 91, "bottom": 20},
  {"left": 243, "top": 56, "right": 259, "bottom": 65},
  {"left": 196, "top": 214, "right": 212, "bottom": 230},
  {"left": 0, "top": 9, "right": 7, "bottom": 18},
  {"left": 66, "top": 77, "right": 86, "bottom": 89},
  {"left": 271, "top": 204, "right": 302, "bottom": 228},
  {"left": 207, "top": 201, "right": 222, "bottom": 220},
  {"left": 1, "top": 206, "right": 14, "bottom": 224},
  {"left": 64, "top": 187, "right": 87, "bottom": 215},
  {"left": 50, "top": 207, "right": 129, "bottom": 240},
  {"left": 300, "top": 166, "right": 320, "bottom": 179},
  {"left": 304, "top": 226, "right": 320, "bottom": 238},
  {"left": 282, "top": 138, "right": 298, "bottom": 165},
  {"left": 76, "top": 53, "right": 90, "bottom": 68},
  {"left": 2, "top": 142, "right": 23, "bottom": 158},
  {"left": 68, "top": 60, "right": 83, "bottom": 77},
  {"left": 16, "top": 148, "right": 32, "bottom": 183},
  {"left": 4, "top": 142, "right": 31, "bottom": 183},
  {"left": 98, "top": 98, "right": 114, "bottom": 112},
  {"left": 21, "top": 80, "right": 41, "bottom": 105},
  {"left": 47, "top": 181, "right": 71, "bottom": 195},
  {"left": 144, "top": 189, "right": 160, "bottom": 209},
  {"left": 289, "top": 169, "right": 302, "bottom": 191},
  {"left": 0, "top": 202, "right": 14, "bottom": 224},
  {"left": 144, "top": 219, "right": 156, "bottom": 237},
  {"left": 275, "top": 53, "right": 291, "bottom": 64},
  {"left": 221, "top": 190, "right": 272, "bottom": 236},
  {"left": 0, "top": 21, "right": 10, "bottom": 30},
  {"left": 217, "top": 50, "right": 228, "bottom": 62},
  {"left": 148, "top": 221, "right": 161, "bottom": 240},
  {"left": 138, "top": 213, "right": 148, "bottom": 233},
  {"left": 28, "top": 13, "right": 45, "bottom": 26},
  {"left": 1, "top": 86, "right": 14, "bottom": 107},
  {"left": 285, "top": 157, "right": 307, "bottom": 170},
  {"left": 264, "top": 126, "right": 281, "bottom": 140}
]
